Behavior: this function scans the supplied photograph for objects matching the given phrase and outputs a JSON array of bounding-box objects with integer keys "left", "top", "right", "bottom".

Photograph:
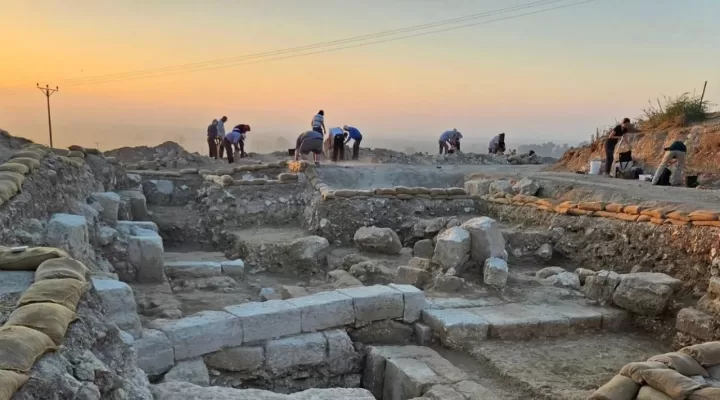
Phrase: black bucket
[
  {"left": 686, "top": 175, "right": 699, "bottom": 188},
  {"left": 288, "top": 148, "right": 295, "bottom": 157}
]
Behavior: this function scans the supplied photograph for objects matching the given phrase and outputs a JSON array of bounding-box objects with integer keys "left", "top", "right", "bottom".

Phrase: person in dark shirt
[
  {"left": 652, "top": 140, "right": 687, "bottom": 186},
  {"left": 604, "top": 118, "right": 640, "bottom": 175},
  {"left": 207, "top": 119, "right": 218, "bottom": 159}
]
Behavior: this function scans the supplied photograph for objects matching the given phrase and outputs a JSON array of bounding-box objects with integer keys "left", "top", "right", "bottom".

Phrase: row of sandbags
[
  {"left": 487, "top": 194, "right": 720, "bottom": 228},
  {"left": 591, "top": 342, "right": 720, "bottom": 400},
  {"left": 126, "top": 161, "right": 288, "bottom": 178},
  {"left": 202, "top": 172, "right": 299, "bottom": 187},
  {"left": 0, "top": 144, "right": 49, "bottom": 207},
  {"left": 0, "top": 246, "right": 91, "bottom": 400}
]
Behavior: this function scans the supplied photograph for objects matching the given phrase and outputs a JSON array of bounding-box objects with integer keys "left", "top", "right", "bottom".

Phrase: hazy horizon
[{"left": 1, "top": 0, "right": 718, "bottom": 151}]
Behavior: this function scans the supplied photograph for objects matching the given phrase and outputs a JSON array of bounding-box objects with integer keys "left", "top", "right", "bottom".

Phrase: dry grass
[{"left": 640, "top": 93, "right": 712, "bottom": 129}]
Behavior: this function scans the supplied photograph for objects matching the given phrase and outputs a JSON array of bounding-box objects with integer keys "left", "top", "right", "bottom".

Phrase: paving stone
[
  {"left": 204, "top": 346, "right": 264, "bottom": 372},
  {"left": 92, "top": 278, "right": 142, "bottom": 338},
  {"left": 422, "top": 309, "right": 489, "bottom": 347},
  {"left": 338, "top": 285, "right": 404, "bottom": 326},
  {"left": 136, "top": 329, "right": 175, "bottom": 375},
  {"left": 221, "top": 259, "right": 245, "bottom": 279},
  {"left": 389, "top": 283, "right": 426, "bottom": 323},
  {"left": 264, "top": 332, "right": 327, "bottom": 372},
  {"left": 383, "top": 358, "right": 446, "bottom": 400},
  {"left": 324, "top": 329, "right": 359, "bottom": 374},
  {"left": 224, "top": 300, "right": 301, "bottom": 342},
  {"left": 148, "top": 311, "right": 243, "bottom": 360},
  {"left": 429, "top": 297, "right": 505, "bottom": 309},
  {"left": 286, "top": 291, "right": 354, "bottom": 332},
  {"left": 468, "top": 304, "right": 570, "bottom": 340},
  {"left": 0, "top": 271, "right": 34, "bottom": 295},
  {"left": 164, "top": 261, "right": 222, "bottom": 279},
  {"left": 550, "top": 301, "right": 603, "bottom": 331}
]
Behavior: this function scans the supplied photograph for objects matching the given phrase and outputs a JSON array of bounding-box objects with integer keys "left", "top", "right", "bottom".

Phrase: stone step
[{"left": 422, "top": 301, "right": 631, "bottom": 347}]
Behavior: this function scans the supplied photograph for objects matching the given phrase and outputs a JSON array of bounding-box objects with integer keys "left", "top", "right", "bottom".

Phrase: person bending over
[
  {"left": 652, "top": 140, "right": 687, "bottom": 186},
  {"left": 222, "top": 129, "right": 243, "bottom": 164},
  {"left": 295, "top": 130, "right": 324, "bottom": 165},
  {"left": 329, "top": 127, "right": 346, "bottom": 162},
  {"left": 343, "top": 125, "right": 363, "bottom": 160},
  {"left": 439, "top": 129, "right": 460, "bottom": 154},
  {"left": 488, "top": 133, "right": 506, "bottom": 155}
]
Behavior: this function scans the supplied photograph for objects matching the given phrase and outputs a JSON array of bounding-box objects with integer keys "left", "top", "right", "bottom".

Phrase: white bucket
[{"left": 588, "top": 160, "right": 602, "bottom": 175}]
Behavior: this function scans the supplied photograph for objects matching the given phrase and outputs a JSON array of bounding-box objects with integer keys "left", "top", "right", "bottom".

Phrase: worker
[
  {"left": 294, "top": 130, "right": 324, "bottom": 165},
  {"left": 451, "top": 130, "right": 463, "bottom": 152},
  {"left": 604, "top": 118, "right": 639, "bottom": 176},
  {"left": 329, "top": 126, "right": 345, "bottom": 162},
  {"left": 439, "top": 129, "right": 460, "bottom": 154},
  {"left": 207, "top": 119, "right": 219, "bottom": 159},
  {"left": 216, "top": 116, "right": 228, "bottom": 159},
  {"left": 222, "top": 128, "right": 244, "bottom": 164},
  {"left": 311, "top": 110, "right": 325, "bottom": 135},
  {"left": 230, "top": 124, "right": 251, "bottom": 158},
  {"left": 343, "top": 125, "right": 363, "bottom": 160},
  {"left": 488, "top": 133, "right": 506, "bottom": 155},
  {"left": 652, "top": 140, "right": 687, "bottom": 186}
]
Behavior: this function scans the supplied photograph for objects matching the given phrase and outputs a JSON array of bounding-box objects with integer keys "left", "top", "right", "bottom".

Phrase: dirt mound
[
  {"left": 551, "top": 115, "right": 720, "bottom": 185},
  {"left": 104, "top": 141, "right": 206, "bottom": 169},
  {"left": 364, "top": 148, "right": 554, "bottom": 166}
]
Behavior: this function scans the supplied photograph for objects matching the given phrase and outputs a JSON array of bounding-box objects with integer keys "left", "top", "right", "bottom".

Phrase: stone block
[
  {"left": 551, "top": 302, "right": 603, "bottom": 331},
  {"left": 280, "top": 285, "right": 309, "bottom": 299},
  {"left": 224, "top": 300, "right": 302, "bottom": 342},
  {"left": 264, "top": 332, "right": 327, "bottom": 372},
  {"left": 324, "top": 329, "right": 359, "bottom": 374},
  {"left": 350, "top": 320, "right": 414, "bottom": 345},
  {"left": 463, "top": 179, "right": 493, "bottom": 197},
  {"left": 363, "top": 346, "right": 439, "bottom": 399},
  {"left": 354, "top": 226, "right": 402, "bottom": 255},
  {"left": 221, "top": 259, "right": 245, "bottom": 279},
  {"left": 389, "top": 283, "right": 426, "bottom": 323},
  {"left": 91, "top": 192, "right": 121, "bottom": 225},
  {"left": 460, "top": 217, "right": 506, "bottom": 263},
  {"left": 483, "top": 258, "right": 508, "bottom": 288},
  {"left": 327, "top": 269, "right": 364, "bottom": 288},
  {"left": 575, "top": 268, "right": 597, "bottom": 285},
  {"left": 0, "top": 271, "right": 34, "bottom": 295},
  {"left": 287, "top": 236, "right": 331, "bottom": 272},
  {"left": 92, "top": 278, "right": 142, "bottom": 338},
  {"left": 204, "top": 346, "right": 264, "bottom": 372},
  {"left": 414, "top": 322, "right": 432, "bottom": 346},
  {"left": 408, "top": 257, "right": 432, "bottom": 270},
  {"left": 543, "top": 272, "right": 581, "bottom": 291},
  {"left": 164, "top": 261, "right": 222, "bottom": 280},
  {"left": 453, "top": 380, "right": 502, "bottom": 400},
  {"left": 338, "top": 285, "right": 404, "bottom": 326},
  {"left": 119, "top": 330, "right": 135, "bottom": 347},
  {"left": 161, "top": 358, "right": 209, "bottom": 386},
  {"left": 413, "top": 239, "right": 435, "bottom": 259},
  {"left": 432, "top": 227, "right": 471, "bottom": 271},
  {"left": 149, "top": 311, "right": 243, "bottom": 360},
  {"left": 535, "top": 243, "right": 553, "bottom": 261},
  {"left": 596, "top": 306, "right": 633, "bottom": 331},
  {"left": 95, "top": 226, "right": 118, "bottom": 246},
  {"left": 383, "top": 358, "right": 446, "bottom": 400},
  {"left": 431, "top": 275, "right": 466, "bottom": 293},
  {"left": 136, "top": 329, "right": 175, "bottom": 375},
  {"left": 468, "top": 304, "right": 570, "bottom": 340},
  {"left": 423, "top": 356, "right": 469, "bottom": 383},
  {"left": 422, "top": 309, "right": 489, "bottom": 347},
  {"left": 143, "top": 179, "right": 175, "bottom": 205},
  {"left": 128, "top": 234, "right": 165, "bottom": 283},
  {"left": 45, "top": 213, "right": 90, "bottom": 260},
  {"left": 537, "top": 266, "right": 566, "bottom": 279},
  {"left": 676, "top": 308, "right": 716, "bottom": 341},
  {"left": 489, "top": 180, "right": 513, "bottom": 195},
  {"left": 583, "top": 270, "right": 622, "bottom": 305},
  {"left": 118, "top": 190, "right": 149, "bottom": 220},
  {"left": 116, "top": 220, "right": 159, "bottom": 234},
  {"left": 612, "top": 273, "right": 680, "bottom": 316},
  {"left": 512, "top": 178, "right": 540, "bottom": 196},
  {"left": 287, "top": 291, "right": 354, "bottom": 332},
  {"left": 394, "top": 266, "right": 431, "bottom": 288},
  {"left": 259, "top": 288, "right": 282, "bottom": 301}
]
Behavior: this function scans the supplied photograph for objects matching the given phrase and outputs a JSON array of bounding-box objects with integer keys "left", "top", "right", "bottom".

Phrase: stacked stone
[
  {"left": 590, "top": 342, "right": 720, "bottom": 400},
  {"left": 678, "top": 269, "right": 720, "bottom": 346},
  {"left": 582, "top": 271, "right": 681, "bottom": 316},
  {"left": 0, "top": 144, "right": 49, "bottom": 206},
  {"left": 316, "top": 185, "right": 471, "bottom": 202}
]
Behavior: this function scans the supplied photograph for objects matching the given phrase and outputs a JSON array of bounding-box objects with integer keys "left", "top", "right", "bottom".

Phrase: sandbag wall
[
  {"left": 591, "top": 342, "right": 720, "bottom": 400},
  {"left": 0, "top": 246, "right": 92, "bottom": 400},
  {"left": 0, "top": 144, "right": 50, "bottom": 207}
]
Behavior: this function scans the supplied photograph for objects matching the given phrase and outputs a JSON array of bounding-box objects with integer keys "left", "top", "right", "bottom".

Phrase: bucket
[
  {"left": 588, "top": 160, "right": 602, "bottom": 175},
  {"left": 686, "top": 175, "right": 699, "bottom": 188},
  {"left": 288, "top": 148, "right": 295, "bottom": 157}
]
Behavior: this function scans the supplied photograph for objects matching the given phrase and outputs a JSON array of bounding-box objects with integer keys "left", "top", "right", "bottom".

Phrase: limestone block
[
  {"left": 543, "top": 272, "right": 581, "bottom": 291},
  {"left": 204, "top": 346, "right": 264, "bottom": 372},
  {"left": 95, "top": 226, "right": 118, "bottom": 246},
  {"left": 353, "top": 226, "right": 402, "bottom": 255},
  {"left": 118, "top": 190, "right": 150, "bottom": 220},
  {"left": 287, "top": 291, "right": 354, "bottom": 332},
  {"left": 512, "top": 178, "right": 540, "bottom": 196},
  {"left": 92, "top": 278, "right": 142, "bottom": 338},
  {"left": 143, "top": 179, "right": 175, "bottom": 205},
  {"left": 383, "top": 358, "right": 446, "bottom": 400},
  {"left": 288, "top": 236, "right": 330, "bottom": 271},
  {"left": 488, "top": 180, "right": 513, "bottom": 195},
  {"left": 612, "top": 273, "right": 681, "bottom": 316},
  {"left": 149, "top": 311, "right": 243, "bottom": 360},
  {"left": 675, "top": 308, "right": 716, "bottom": 341},
  {"left": 116, "top": 220, "right": 159, "bottom": 234},
  {"left": 550, "top": 302, "right": 603, "bottom": 331},
  {"left": 224, "top": 300, "right": 302, "bottom": 342},
  {"left": 422, "top": 309, "right": 490, "bottom": 347},
  {"left": 161, "top": 359, "right": 209, "bottom": 386},
  {"left": 338, "top": 285, "right": 404, "bottom": 326},
  {"left": 389, "top": 283, "right": 426, "bottom": 323},
  {"left": 463, "top": 179, "right": 492, "bottom": 197},
  {"left": 91, "top": 192, "right": 121, "bottom": 225},
  {"left": 414, "top": 322, "right": 432, "bottom": 346},
  {"left": 221, "top": 259, "right": 245, "bottom": 279},
  {"left": 264, "top": 332, "right": 327, "bottom": 372},
  {"left": 128, "top": 234, "right": 165, "bottom": 283},
  {"left": 432, "top": 227, "right": 471, "bottom": 271},
  {"left": 460, "top": 217, "right": 506, "bottom": 263},
  {"left": 164, "top": 261, "right": 222, "bottom": 280},
  {"left": 413, "top": 239, "right": 435, "bottom": 259},
  {"left": 583, "top": 270, "right": 622, "bottom": 305},
  {"left": 280, "top": 285, "right": 309, "bottom": 299},
  {"left": 136, "top": 329, "right": 175, "bottom": 375},
  {"left": 363, "top": 346, "right": 439, "bottom": 399},
  {"left": 408, "top": 257, "right": 432, "bottom": 270},
  {"left": 45, "top": 213, "right": 90, "bottom": 260},
  {"left": 469, "top": 304, "right": 571, "bottom": 340},
  {"left": 394, "top": 266, "right": 431, "bottom": 288},
  {"left": 324, "top": 329, "right": 359, "bottom": 374},
  {"left": 483, "top": 258, "right": 508, "bottom": 288}
]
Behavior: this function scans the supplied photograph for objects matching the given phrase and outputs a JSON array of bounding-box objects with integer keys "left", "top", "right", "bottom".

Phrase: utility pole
[{"left": 36, "top": 83, "right": 59, "bottom": 148}]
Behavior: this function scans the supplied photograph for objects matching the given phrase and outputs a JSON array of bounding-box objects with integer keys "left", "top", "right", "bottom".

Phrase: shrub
[{"left": 641, "top": 93, "right": 711, "bottom": 129}]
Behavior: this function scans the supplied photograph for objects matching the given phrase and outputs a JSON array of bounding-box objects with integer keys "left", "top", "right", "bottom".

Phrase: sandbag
[
  {"left": 0, "top": 180, "right": 19, "bottom": 201},
  {"left": 535, "top": 199, "right": 556, "bottom": 208},
  {"left": 511, "top": 194, "right": 528, "bottom": 204},
  {"left": 394, "top": 186, "right": 413, "bottom": 195},
  {"left": 624, "top": 205, "right": 646, "bottom": 215},
  {"left": 278, "top": 173, "right": 298, "bottom": 182},
  {"left": 35, "top": 257, "right": 89, "bottom": 282},
  {"left": 650, "top": 218, "right": 666, "bottom": 225},
  {"left": 334, "top": 189, "right": 358, "bottom": 198},
  {"left": 648, "top": 352, "right": 709, "bottom": 377},
  {"left": 492, "top": 191, "right": 507, "bottom": 199},
  {"left": 579, "top": 201, "right": 605, "bottom": 211},
  {"left": 0, "top": 325, "right": 57, "bottom": 372},
  {"left": 664, "top": 219, "right": 689, "bottom": 226},
  {"left": 605, "top": 203, "right": 626, "bottom": 213},
  {"left": 0, "top": 162, "right": 30, "bottom": 174},
  {"left": 68, "top": 151, "right": 86, "bottom": 158},
  {"left": 219, "top": 175, "right": 234, "bottom": 186},
  {"left": 250, "top": 164, "right": 267, "bottom": 171},
  {"left": 10, "top": 150, "right": 44, "bottom": 161},
  {"left": 447, "top": 187, "right": 467, "bottom": 196},
  {"left": 397, "top": 194, "right": 415, "bottom": 200},
  {"left": 692, "top": 221, "right": 720, "bottom": 228},
  {"left": 375, "top": 188, "right": 396, "bottom": 196},
  {"left": 249, "top": 179, "right": 267, "bottom": 185},
  {"left": 85, "top": 148, "right": 102, "bottom": 156},
  {"left": 596, "top": 211, "right": 617, "bottom": 218},
  {"left": 6, "top": 302, "right": 77, "bottom": 345},
  {"left": 557, "top": 201, "right": 577, "bottom": 209},
  {"left": 680, "top": 343, "right": 720, "bottom": 366},
  {"left": 321, "top": 191, "right": 335, "bottom": 201},
  {"left": 612, "top": 213, "right": 640, "bottom": 222},
  {"left": 689, "top": 387, "right": 720, "bottom": 400},
  {"left": 0, "top": 247, "right": 69, "bottom": 271},
  {"left": 537, "top": 205, "right": 554, "bottom": 212},
  {"left": 637, "top": 215, "right": 652, "bottom": 223},
  {"left": 589, "top": 374, "right": 640, "bottom": 400},
  {"left": 10, "top": 157, "right": 41, "bottom": 171},
  {"left": 429, "top": 188, "right": 447, "bottom": 197},
  {"left": 636, "top": 385, "right": 674, "bottom": 400},
  {"left": 688, "top": 211, "right": 719, "bottom": 222},
  {"left": 620, "top": 361, "right": 669, "bottom": 384},
  {"left": 641, "top": 207, "right": 676, "bottom": 219},
  {"left": 568, "top": 208, "right": 595, "bottom": 216},
  {"left": 179, "top": 168, "right": 198, "bottom": 175},
  {"left": 667, "top": 211, "right": 691, "bottom": 222},
  {"left": 640, "top": 369, "right": 705, "bottom": 399},
  {"left": 0, "top": 369, "right": 29, "bottom": 400},
  {"left": 17, "top": 278, "right": 87, "bottom": 312},
  {"left": 411, "top": 187, "right": 431, "bottom": 195},
  {"left": 0, "top": 170, "right": 25, "bottom": 188},
  {"left": 68, "top": 145, "right": 86, "bottom": 153},
  {"left": 492, "top": 198, "right": 510, "bottom": 205}
]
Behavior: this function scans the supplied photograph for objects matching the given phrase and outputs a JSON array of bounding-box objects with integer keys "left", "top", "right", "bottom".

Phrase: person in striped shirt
[{"left": 311, "top": 110, "right": 325, "bottom": 135}]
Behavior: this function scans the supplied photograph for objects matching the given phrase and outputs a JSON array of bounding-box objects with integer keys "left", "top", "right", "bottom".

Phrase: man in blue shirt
[
  {"left": 294, "top": 130, "right": 324, "bottom": 165},
  {"left": 439, "top": 129, "right": 461, "bottom": 154},
  {"left": 343, "top": 125, "right": 363, "bottom": 160}
]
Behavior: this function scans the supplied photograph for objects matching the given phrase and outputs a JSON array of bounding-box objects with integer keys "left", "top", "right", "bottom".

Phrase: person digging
[{"left": 294, "top": 130, "right": 324, "bottom": 166}]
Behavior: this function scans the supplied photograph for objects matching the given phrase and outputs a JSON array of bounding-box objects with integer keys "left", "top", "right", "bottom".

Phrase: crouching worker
[
  {"left": 295, "top": 130, "right": 324, "bottom": 165},
  {"left": 222, "top": 129, "right": 243, "bottom": 164},
  {"left": 232, "top": 124, "right": 251, "bottom": 158},
  {"left": 652, "top": 140, "right": 687, "bottom": 186}
]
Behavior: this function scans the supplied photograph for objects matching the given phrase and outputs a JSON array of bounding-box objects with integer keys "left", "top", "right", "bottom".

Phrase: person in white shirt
[
  {"left": 328, "top": 127, "right": 346, "bottom": 162},
  {"left": 311, "top": 110, "right": 325, "bottom": 135},
  {"left": 216, "top": 116, "right": 228, "bottom": 159}
]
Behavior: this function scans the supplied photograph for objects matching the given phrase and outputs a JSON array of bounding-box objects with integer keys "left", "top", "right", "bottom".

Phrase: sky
[{"left": 0, "top": 0, "right": 718, "bottom": 153}]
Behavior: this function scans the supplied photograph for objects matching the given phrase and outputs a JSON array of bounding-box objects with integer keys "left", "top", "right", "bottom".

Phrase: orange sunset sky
[{"left": 1, "top": 0, "right": 718, "bottom": 153}]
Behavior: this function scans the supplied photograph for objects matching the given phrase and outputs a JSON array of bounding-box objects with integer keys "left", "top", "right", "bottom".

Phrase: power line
[
  {"left": 64, "top": 0, "right": 569, "bottom": 85},
  {"left": 68, "top": 0, "right": 596, "bottom": 87}
]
